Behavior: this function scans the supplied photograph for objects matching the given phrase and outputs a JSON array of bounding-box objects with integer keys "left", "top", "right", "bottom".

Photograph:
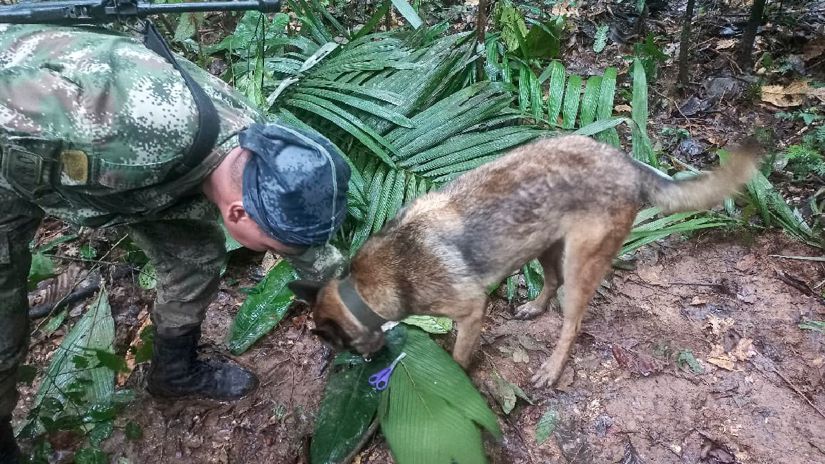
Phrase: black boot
[
  {"left": 0, "top": 416, "right": 21, "bottom": 464},
  {"left": 146, "top": 326, "right": 258, "bottom": 401}
]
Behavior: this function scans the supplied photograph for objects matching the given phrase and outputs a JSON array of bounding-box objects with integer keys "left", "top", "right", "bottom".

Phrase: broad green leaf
[
  {"left": 380, "top": 327, "right": 501, "bottom": 464},
  {"left": 529, "top": 68, "right": 544, "bottom": 121},
  {"left": 94, "top": 350, "right": 129, "bottom": 374},
  {"left": 390, "top": 0, "right": 423, "bottom": 28},
  {"left": 401, "top": 315, "right": 453, "bottom": 334},
  {"left": 506, "top": 275, "right": 517, "bottom": 302},
  {"left": 173, "top": 13, "right": 197, "bottom": 42},
  {"left": 518, "top": 65, "right": 530, "bottom": 114},
  {"left": 573, "top": 117, "right": 628, "bottom": 137},
  {"left": 42, "top": 309, "right": 68, "bottom": 336},
  {"left": 561, "top": 75, "right": 582, "bottom": 129},
  {"left": 535, "top": 408, "right": 559, "bottom": 444},
  {"left": 28, "top": 252, "right": 55, "bottom": 290},
  {"left": 631, "top": 59, "right": 655, "bottom": 165},
  {"left": 312, "top": 329, "right": 406, "bottom": 464},
  {"left": 88, "top": 420, "right": 113, "bottom": 446},
  {"left": 579, "top": 76, "right": 602, "bottom": 127},
  {"left": 596, "top": 67, "right": 619, "bottom": 146},
  {"left": 310, "top": 355, "right": 382, "bottom": 464},
  {"left": 524, "top": 17, "right": 563, "bottom": 59},
  {"left": 298, "top": 87, "right": 414, "bottom": 127},
  {"left": 227, "top": 261, "right": 298, "bottom": 355},
  {"left": 31, "top": 288, "right": 115, "bottom": 434},
  {"left": 35, "top": 233, "right": 79, "bottom": 253},
  {"left": 546, "top": 61, "right": 566, "bottom": 125}
]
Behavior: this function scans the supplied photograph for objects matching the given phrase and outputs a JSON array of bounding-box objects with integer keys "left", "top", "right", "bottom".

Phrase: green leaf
[
  {"left": 676, "top": 350, "right": 704, "bottom": 374},
  {"left": 593, "top": 24, "right": 609, "bottom": 53},
  {"left": 28, "top": 252, "right": 55, "bottom": 290},
  {"left": 401, "top": 315, "right": 453, "bottom": 334},
  {"left": 390, "top": 0, "right": 423, "bottom": 29},
  {"left": 523, "top": 17, "right": 563, "bottom": 59},
  {"left": 573, "top": 117, "right": 628, "bottom": 137},
  {"left": 35, "top": 233, "right": 78, "bottom": 253},
  {"left": 310, "top": 353, "right": 385, "bottom": 464},
  {"left": 523, "top": 260, "right": 544, "bottom": 300},
  {"left": 490, "top": 373, "right": 533, "bottom": 414},
  {"left": 630, "top": 59, "right": 655, "bottom": 165},
  {"left": 88, "top": 420, "right": 113, "bottom": 446},
  {"left": 173, "top": 13, "right": 197, "bottom": 42},
  {"left": 596, "top": 67, "right": 620, "bottom": 146},
  {"left": 93, "top": 350, "right": 130, "bottom": 374},
  {"left": 561, "top": 75, "right": 582, "bottom": 129},
  {"left": 74, "top": 447, "right": 107, "bottom": 464},
  {"left": 380, "top": 327, "right": 500, "bottom": 464},
  {"left": 579, "top": 76, "right": 602, "bottom": 127},
  {"left": 30, "top": 288, "right": 115, "bottom": 435},
  {"left": 42, "top": 309, "right": 68, "bottom": 336},
  {"left": 535, "top": 408, "right": 559, "bottom": 444},
  {"left": 138, "top": 263, "right": 156, "bottom": 290},
  {"left": 133, "top": 325, "right": 155, "bottom": 365},
  {"left": 227, "top": 261, "right": 298, "bottom": 355},
  {"left": 221, "top": 221, "right": 243, "bottom": 252},
  {"left": 546, "top": 61, "right": 566, "bottom": 125},
  {"left": 800, "top": 320, "right": 825, "bottom": 333},
  {"left": 79, "top": 244, "right": 97, "bottom": 260},
  {"left": 125, "top": 421, "right": 143, "bottom": 441}
]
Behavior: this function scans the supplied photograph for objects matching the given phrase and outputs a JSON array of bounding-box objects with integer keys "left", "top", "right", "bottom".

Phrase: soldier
[{"left": 0, "top": 24, "right": 350, "bottom": 461}]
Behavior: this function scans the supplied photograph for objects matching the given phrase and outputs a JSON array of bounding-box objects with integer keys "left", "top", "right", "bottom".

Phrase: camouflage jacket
[{"left": 0, "top": 24, "right": 266, "bottom": 227}]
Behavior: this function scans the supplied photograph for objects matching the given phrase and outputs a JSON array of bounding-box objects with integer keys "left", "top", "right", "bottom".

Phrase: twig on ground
[
  {"left": 341, "top": 418, "right": 380, "bottom": 464},
  {"left": 769, "top": 254, "right": 825, "bottom": 263}
]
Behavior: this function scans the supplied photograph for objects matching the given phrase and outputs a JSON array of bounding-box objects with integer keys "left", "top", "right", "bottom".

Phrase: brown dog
[{"left": 289, "top": 135, "right": 760, "bottom": 388}]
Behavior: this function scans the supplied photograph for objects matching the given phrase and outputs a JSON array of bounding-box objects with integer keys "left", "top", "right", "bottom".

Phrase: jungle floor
[{"left": 10, "top": 0, "right": 825, "bottom": 462}]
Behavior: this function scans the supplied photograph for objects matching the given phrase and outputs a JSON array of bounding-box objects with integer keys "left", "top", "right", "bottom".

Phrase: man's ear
[
  {"left": 288, "top": 279, "right": 324, "bottom": 304},
  {"left": 226, "top": 201, "right": 247, "bottom": 224}
]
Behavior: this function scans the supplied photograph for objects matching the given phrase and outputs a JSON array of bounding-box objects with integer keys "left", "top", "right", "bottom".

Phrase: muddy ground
[
  {"left": 9, "top": 0, "right": 825, "bottom": 463},
  {"left": 15, "top": 228, "right": 825, "bottom": 464}
]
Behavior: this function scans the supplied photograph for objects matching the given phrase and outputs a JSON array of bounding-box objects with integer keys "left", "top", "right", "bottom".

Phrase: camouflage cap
[{"left": 239, "top": 123, "right": 350, "bottom": 247}]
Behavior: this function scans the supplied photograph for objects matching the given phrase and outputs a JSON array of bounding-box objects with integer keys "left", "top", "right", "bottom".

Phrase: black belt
[{"left": 142, "top": 21, "right": 220, "bottom": 177}]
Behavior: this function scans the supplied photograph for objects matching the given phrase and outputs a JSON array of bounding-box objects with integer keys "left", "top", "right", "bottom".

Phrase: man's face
[{"left": 223, "top": 204, "right": 302, "bottom": 255}]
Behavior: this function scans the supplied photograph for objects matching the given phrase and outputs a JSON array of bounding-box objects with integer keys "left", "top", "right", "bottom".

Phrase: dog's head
[{"left": 288, "top": 279, "right": 385, "bottom": 356}]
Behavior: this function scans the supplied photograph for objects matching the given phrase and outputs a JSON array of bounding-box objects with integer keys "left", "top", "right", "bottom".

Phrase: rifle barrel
[{"left": 137, "top": 0, "right": 281, "bottom": 15}]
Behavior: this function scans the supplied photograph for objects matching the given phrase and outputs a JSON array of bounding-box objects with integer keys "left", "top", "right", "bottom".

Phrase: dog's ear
[{"left": 288, "top": 279, "right": 324, "bottom": 304}]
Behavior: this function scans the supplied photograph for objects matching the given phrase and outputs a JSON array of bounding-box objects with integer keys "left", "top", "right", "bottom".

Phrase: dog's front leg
[{"left": 451, "top": 298, "right": 487, "bottom": 369}]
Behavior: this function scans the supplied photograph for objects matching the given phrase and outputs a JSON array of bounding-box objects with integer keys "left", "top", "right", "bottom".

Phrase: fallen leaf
[
  {"left": 690, "top": 296, "right": 708, "bottom": 306},
  {"left": 761, "top": 80, "right": 825, "bottom": 107},
  {"left": 716, "top": 38, "right": 737, "bottom": 50},
  {"left": 803, "top": 37, "right": 825, "bottom": 61},
  {"left": 489, "top": 374, "right": 532, "bottom": 414},
  {"left": 518, "top": 334, "right": 549, "bottom": 353},
  {"left": 705, "top": 315, "right": 735, "bottom": 336},
  {"left": 614, "top": 104, "right": 632, "bottom": 113},
  {"left": 731, "top": 338, "right": 756, "bottom": 361},
  {"left": 706, "top": 344, "right": 736, "bottom": 371},
  {"left": 611, "top": 345, "right": 662, "bottom": 377},
  {"left": 512, "top": 346, "right": 530, "bottom": 363},
  {"left": 118, "top": 310, "right": 151, "bottom": 386},
  {"left": 535, "top": 407, "right": 559, "bottom": 445}
]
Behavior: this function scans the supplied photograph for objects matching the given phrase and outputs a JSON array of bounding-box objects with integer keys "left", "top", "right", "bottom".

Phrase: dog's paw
[
  {"left": 531, "top": 360, "right": 563, "bottom": 389},
  {"left": 514, "top": 301, "right": 547, "bottom": 320}
]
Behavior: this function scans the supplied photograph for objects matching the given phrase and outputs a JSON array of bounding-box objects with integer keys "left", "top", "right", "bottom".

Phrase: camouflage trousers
[{"left": 0, "top": 187, "right": 227, "bottom": 418}]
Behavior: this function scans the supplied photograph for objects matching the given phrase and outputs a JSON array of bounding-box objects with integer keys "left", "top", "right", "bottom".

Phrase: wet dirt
[{"left": 14, "top": 229, "right": 823, "bottom": 464}]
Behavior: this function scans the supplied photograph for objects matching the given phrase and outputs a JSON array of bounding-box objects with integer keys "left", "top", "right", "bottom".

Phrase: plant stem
[
  {"left": 475, "top": 0, "right": 489, "bottom": 81},
  {"left": 677, "top": 0, "right": 695, "bottom": 89},
  {"left": 738, "top": 0, "right": 768, "bottom": 69}
]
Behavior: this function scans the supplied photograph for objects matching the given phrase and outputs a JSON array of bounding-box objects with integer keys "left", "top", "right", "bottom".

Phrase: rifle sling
[{"left": 142, "top": 21, "right": 219, "bottom": 177}]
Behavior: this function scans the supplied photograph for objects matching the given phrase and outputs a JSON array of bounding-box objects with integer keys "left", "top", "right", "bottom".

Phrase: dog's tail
[{"left": 635, "top": 139, "right": 764, "bottom": 214}]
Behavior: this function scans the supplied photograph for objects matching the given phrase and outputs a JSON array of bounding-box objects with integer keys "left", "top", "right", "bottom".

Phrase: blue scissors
[{"left": 368, "top": 352, "right": 407, "bottom": 391}]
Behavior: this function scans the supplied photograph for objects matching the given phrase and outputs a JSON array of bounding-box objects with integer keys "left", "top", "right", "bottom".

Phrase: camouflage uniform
[{"left": 0, "top": 24, "right": 342, "bottom": 418}]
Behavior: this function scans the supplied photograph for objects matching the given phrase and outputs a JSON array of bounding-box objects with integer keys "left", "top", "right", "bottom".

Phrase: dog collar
[{"left": 338, "top": 276, "right": 387, "bottom": 330}]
